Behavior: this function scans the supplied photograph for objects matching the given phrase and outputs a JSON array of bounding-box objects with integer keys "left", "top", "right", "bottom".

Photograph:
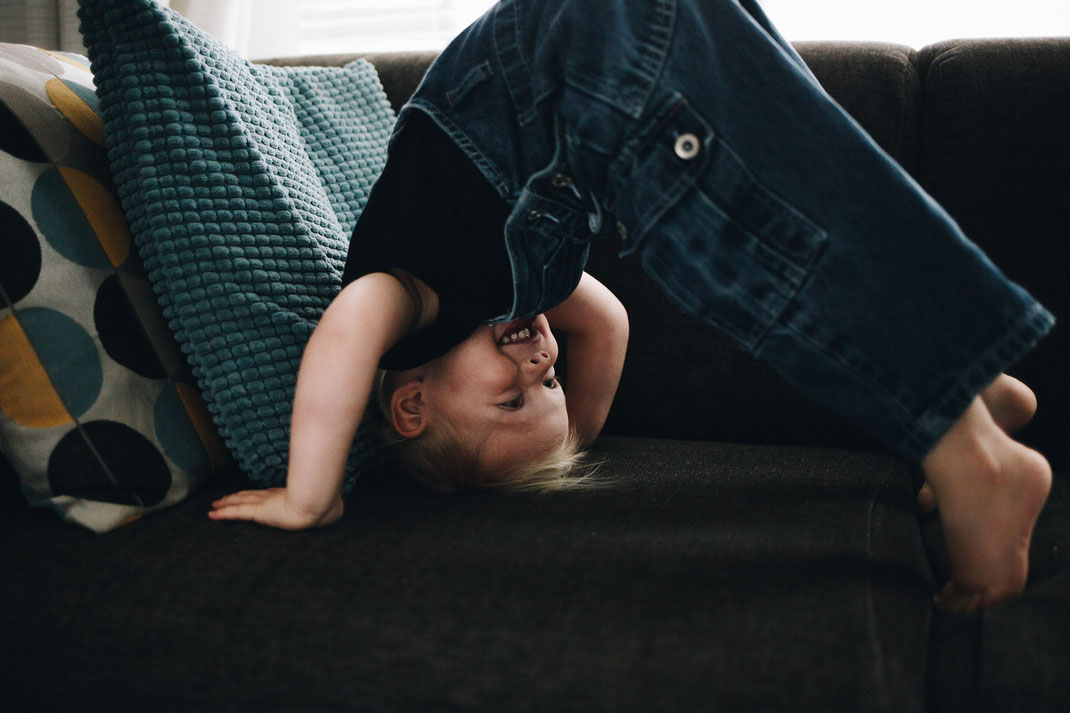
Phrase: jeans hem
[{"left": 892, "top": 302, "right": 1056, "bottom": 463}]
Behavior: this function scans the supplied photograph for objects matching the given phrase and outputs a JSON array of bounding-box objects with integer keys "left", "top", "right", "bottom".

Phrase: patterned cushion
[
  {"left": 0, "top": 42, "right": 226, "bottom": 532},
  {"left": 77, "top": 0, "right": 396, "bottom": 490}
]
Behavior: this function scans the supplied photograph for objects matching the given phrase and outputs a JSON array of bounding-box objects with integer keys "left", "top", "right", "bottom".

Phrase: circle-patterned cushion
[
  {"left": 77, "top": 0, "right": 395, "bottom": 490},
  {"left": 0, "top": 42, "right": 226, "bottom": 532}
]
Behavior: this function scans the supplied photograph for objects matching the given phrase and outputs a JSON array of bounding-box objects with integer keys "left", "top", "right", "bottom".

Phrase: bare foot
[
  {"left": 920, "top": 397, "right": 1051, "bottom": 612},
  {"left": 917, "top": 374, "right": 1038, "bottom": 513}
]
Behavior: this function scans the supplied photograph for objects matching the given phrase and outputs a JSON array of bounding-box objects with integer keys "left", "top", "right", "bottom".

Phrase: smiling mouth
[{"left": 498, "top": 318, "right": 537, "bottom": 345}]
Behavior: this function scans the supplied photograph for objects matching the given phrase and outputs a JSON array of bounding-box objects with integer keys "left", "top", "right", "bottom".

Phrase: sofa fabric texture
[{"left": 2, "top": 38, "right": 1068, "bottom": 712}]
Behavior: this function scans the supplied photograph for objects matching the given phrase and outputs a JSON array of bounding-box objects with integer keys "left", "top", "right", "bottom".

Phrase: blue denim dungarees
[{"left": 397, "top": 0, "right": 1054, "bottom": 462}]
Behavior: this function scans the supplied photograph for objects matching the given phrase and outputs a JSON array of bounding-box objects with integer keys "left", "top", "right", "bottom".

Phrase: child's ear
[{"left": 390, "top": 380, "right": 429, "bottom": 438}]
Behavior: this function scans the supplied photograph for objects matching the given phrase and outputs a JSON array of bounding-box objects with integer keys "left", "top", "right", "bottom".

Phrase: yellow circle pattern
[
  {"left": 58, "top": 166, "right": 132, "bottom": 268},
  {"left": 0, "top": 315, "right": 72, "bottom": 428},
  {"left": 174, "top": 382, "right": 228, "bottom": 473},
  {"left": 45, "top": 77, "right": 106, "bottom": 146}
]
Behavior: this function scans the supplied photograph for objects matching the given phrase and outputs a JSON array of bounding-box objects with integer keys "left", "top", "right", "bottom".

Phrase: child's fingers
[
  {"left": 208, "top": 502, "right": 261, "bottom": 521},
  {"left": 211, "top": 490, "right": 270, "bottom": 508},
  {"left": 209, "top": 489, "right": 273, "bottom": 520}
]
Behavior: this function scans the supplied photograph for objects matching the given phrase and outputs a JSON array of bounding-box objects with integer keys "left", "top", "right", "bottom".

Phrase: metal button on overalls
[{"left": 674, "top": 133, "right": 701, "bottom": 160}]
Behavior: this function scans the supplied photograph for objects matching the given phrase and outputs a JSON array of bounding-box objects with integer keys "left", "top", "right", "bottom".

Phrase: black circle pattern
[
  {"left": 48, "top": 421, "right": 172, "bottom": 507},
  {"left": 0, "top": 99, "right": 49, "bottom": 162},
  {"left": 0, "top": 200, "right": 42, "bottom": 304},
  {"left": 94, "top": 275, "right": 167, "bottom": 379}
]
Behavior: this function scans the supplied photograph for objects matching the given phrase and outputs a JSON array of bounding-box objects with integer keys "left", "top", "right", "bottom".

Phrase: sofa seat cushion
[
  {"left": 925, "top": 461, "right": 1070, "bottom": 712},
  {"left": 2, "top": 437, "right": 934, "bottom": 711}
]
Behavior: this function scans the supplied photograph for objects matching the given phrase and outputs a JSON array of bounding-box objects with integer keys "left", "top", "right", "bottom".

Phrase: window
[
  {"left": 280, "top": 0, "right": 496, "bottom": 55},
  {"left": 245, "top": 0, "right": 1068, "bottom": 59},
  {"left": 760, "top": 0, "right": 1069, "bottom": 49}
]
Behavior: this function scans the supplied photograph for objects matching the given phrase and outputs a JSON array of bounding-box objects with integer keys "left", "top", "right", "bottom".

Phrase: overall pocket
[{"left": 611, "top": 91, "right": 828, "bottom": 273}]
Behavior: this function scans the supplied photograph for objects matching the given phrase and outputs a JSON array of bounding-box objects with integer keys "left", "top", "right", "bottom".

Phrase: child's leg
[
  {"left": 580, "top": 0, "right": 1055, "bottom": 607},
  {"left": 607, "top": 0, "right": 1053, "bottom": 463}
]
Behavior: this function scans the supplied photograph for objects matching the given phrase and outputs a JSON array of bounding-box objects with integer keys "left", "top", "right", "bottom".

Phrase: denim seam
[
  {"left": 746, "top": 238, "right": 827, "bottom": 356},
  {"left": 552, "top": 0, "right": 674, "bottom": 119},
  {"left": 494, "top": 0, "right": 538, "bottom": 125},
  {"left": 893, "top": 302, "right": 1055, "bottom": 460},
  {"left": 444, "top": 60, "right": 493, "bottom": 108},
  {"left": 690, "top": 183, "right": 812, "bottom": 296},
  {"left": 402, "top": 100, "right": 512, "bottom": 198},
  {"left": 631, "top": 0, "right": 676, "bottom": 117},
  {"left": 563, "top": 74, "right": 637, "bottom": 116},
  {"left": 705, "top": 136, "right": 831, "bottom": 268},
  {"left": 755, "top": 282, "right": 1054, "bottom": 463},
  {"left": 636, "top": 175, "right": 825, "bottom": 350},
  {"left": 641, "top": 240, "right": 773, "bottom": 349},
  {"left": 618, "top": 94, "right": 713, "bottom": 248},
  {"left": 758, "top": 301, "right": 926, "bottom": 460}
]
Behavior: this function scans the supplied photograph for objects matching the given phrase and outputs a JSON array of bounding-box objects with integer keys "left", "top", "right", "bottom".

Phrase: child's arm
[
  {"left": 544, "top": 271, "right": 629, "bottom": 445},
  {"left": 209, "top": 271, "right": 436, "bottom": 529}
]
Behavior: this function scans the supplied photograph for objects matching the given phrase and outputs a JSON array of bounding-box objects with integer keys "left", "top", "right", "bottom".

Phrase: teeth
[{"left": 500, "top": 327, "right": 531, "bottom": 344}]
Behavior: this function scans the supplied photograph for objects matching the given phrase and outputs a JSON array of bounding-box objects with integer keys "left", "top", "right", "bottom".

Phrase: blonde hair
[{"left": 374, "top": 370, "right": 601, "bottom": 494}]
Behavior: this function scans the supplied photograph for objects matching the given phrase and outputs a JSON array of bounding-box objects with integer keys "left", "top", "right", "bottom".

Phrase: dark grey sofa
[{"left": 3, "top": 39, "right": 1068, "bottom": 712}]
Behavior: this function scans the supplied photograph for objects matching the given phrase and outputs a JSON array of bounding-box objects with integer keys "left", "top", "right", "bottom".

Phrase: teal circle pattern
[
  {"left": 31, "top": 167, "right": 111, "bottom": 270},
  {"left": 153, "top": 383, "right": 210, "bottom": 476},
  {"left": 17, "top": 307, "right": 103, "bottom": 418},
  {"left": 59, "top": 79, "right": 101, "bottom": 114}
]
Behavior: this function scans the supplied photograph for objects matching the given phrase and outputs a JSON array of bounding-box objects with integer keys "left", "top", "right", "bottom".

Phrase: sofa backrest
[
  {"left": 916, "top": 39, "right": 1070, "bottom": 469},
  {"left": 266, "top": 39, "right": 1068, "bottom": 468}
]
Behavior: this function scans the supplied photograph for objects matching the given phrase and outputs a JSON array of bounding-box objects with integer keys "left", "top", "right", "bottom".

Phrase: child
[{"left": 211, "top": 0, "right": 1054, "bottom": 613}]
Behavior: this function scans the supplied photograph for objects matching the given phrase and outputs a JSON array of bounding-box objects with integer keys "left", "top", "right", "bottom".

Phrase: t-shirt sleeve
[{"left": 341, "top": 110, "right": 513, "bottom": 371}]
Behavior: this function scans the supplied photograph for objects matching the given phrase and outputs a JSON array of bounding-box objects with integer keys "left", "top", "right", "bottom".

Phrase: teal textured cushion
[{"left": 77, "top": 0, "right": 395, "bottom": 489}]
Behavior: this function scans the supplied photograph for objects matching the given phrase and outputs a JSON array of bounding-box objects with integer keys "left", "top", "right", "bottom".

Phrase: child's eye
[
  {"left": 544, "top": 376, "right": 562, "bottom": 389},
  {"left": 500, "top": 396, "right": 523, "bottom": 410}
]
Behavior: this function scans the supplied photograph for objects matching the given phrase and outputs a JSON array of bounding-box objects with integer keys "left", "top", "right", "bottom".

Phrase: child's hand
[
  {"left": 209, "top": 488, "right": 344, "bottom": 530},
  {"left": 544, "top": 272, "right": 628, "bottom": 445}
]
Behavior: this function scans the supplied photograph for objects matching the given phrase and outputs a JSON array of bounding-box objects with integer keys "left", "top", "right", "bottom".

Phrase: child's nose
[
  {"left": 523, "top": 350, "right": 553, "bottom": 381},
  {"left": 528, "top": 350, "right": 550, "bottom": 367}
]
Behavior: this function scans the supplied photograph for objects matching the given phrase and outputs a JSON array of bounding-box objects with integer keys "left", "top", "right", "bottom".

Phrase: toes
[
  {"left": 916, "top": 482, "right": 937, "bottom": 513},
  {"left": 980, "top": 374, "right": 1038, "bottom": 434},
  {"left": 933, "top": 581, "right": 984, "bottom": 613},
  {"left": 933, "top": 579, "right": 1026, "bottom": 613}
]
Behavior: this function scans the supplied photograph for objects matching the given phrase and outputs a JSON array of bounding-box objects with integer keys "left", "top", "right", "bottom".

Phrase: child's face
[{"left": 422, "top": 314, "right": 570, "bottom": 471}]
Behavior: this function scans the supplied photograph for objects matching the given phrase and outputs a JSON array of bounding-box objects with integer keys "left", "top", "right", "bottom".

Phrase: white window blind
[
  {"left": 241, "top": 0, "right": 1066, "bottom": 59},
  {"left": 0, "top": 1, "right": 1066, "bottom": 58},
  {"left": 293, "top": 0, "right": 494, "bottom": 54}
]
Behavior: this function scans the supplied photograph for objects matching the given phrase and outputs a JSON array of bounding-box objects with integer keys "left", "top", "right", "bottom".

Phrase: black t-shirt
[{"left": 342, "top": 111, "right": 513, "bottom": 370}]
